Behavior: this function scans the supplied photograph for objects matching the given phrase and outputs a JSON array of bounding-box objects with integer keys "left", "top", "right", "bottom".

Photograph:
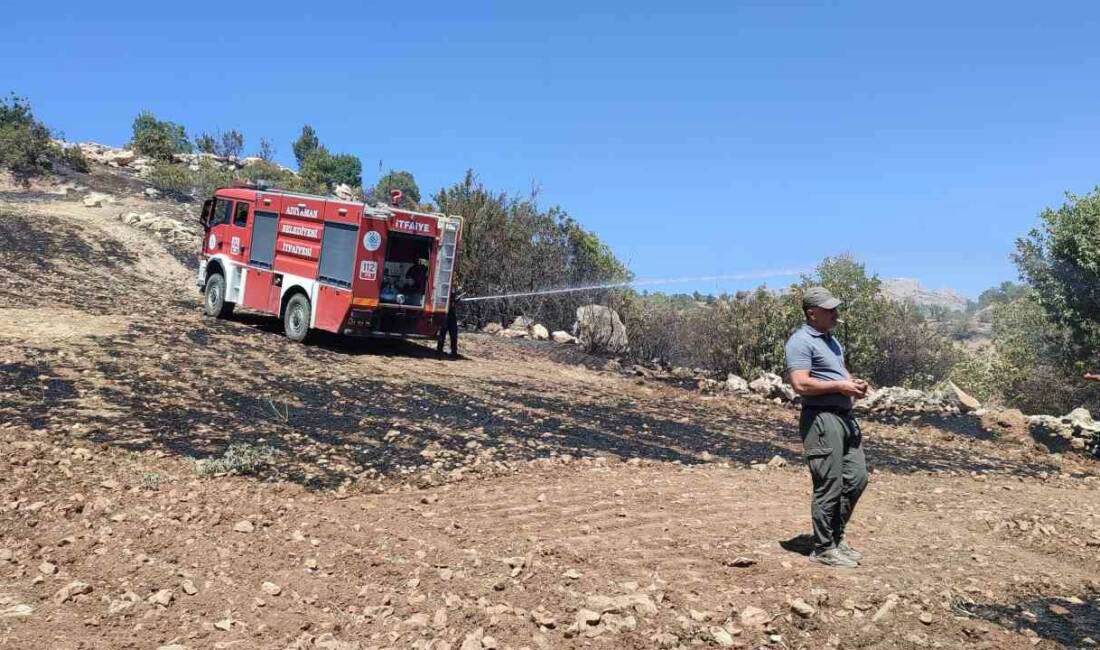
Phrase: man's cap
[{"left": 802, "top": 286, "right": 841, "bottom": 310}]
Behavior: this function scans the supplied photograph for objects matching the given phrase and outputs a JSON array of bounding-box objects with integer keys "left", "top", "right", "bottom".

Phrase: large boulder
[
  {"left": 942, "top": 381, "right": 981, "bottom": 413},
  {"left": 551, "top": 330, "right": 576, "bottom": 344},
  {"left": 480, "top": 322, "right": 503, "bottom": 335},
  {"left": 748, "top": 372, "right": 797, "bottom": 402},
  {"left": 509, "top": 316, "right": 534, "bottom": 331},
  {"left": 530, "top": 324, "right": 550, "bottom": 341},
  {"left": 333, "top": 184, "right": 355, "bottom": 201},
  {"left": 573, "top": 305, "right": 628, "bottom": 354},
  {"left": 725, "top": 374, "right": 750, "bottom": 393}
]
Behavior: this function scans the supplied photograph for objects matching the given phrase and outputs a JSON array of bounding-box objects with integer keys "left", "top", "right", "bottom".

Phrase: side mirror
[{"left": 199, "top": 199, "right": 213, "bottom": 229}]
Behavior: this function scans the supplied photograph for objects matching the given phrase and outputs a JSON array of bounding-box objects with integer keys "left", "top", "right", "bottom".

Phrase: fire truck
[{"left": 196, "top": 184, "right": 461, "bottom": 342}]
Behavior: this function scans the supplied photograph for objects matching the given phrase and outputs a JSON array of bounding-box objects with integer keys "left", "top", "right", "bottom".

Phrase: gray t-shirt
[{"left": 784, "top": 323, "right": 852, "bottom": 409}]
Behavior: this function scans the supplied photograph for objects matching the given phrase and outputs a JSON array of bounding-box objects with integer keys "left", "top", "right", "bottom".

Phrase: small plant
[
  {"left": 140, "top": 471, "right": 163, "bottom": 490},
  {"left": 59, "top": 145, "right": 89, "bottom": 173},
  {"left": 195, "top": 443, "right": 278, "bottom": 476}
]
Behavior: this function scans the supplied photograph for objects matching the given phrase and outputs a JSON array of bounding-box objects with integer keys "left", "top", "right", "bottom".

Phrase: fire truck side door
[
  {"left": 225, "top": 200, "right": 253, "bottom": 264},
  {"left": 203, "top": 197, "right": 233, "bottom": 255}
]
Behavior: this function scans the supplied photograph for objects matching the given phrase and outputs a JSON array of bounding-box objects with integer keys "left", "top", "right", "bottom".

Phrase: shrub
[
  {"left": 146, "top": 162, "right": 194, "bottom": 197},
  {"left": 130, "top": 110, "right": 192, "bottom": 161},
  {"left": 59, "top": 145, "right": 89, "bottom": 173},
  {"left": 300, "top": 149, "right": 362, "bottom": 189},
  {"left": 0, "top": 93, "right": 54, "bottom": 178},
  {"left": 195, "top": 443, "right": 278, "bottom": 476}
]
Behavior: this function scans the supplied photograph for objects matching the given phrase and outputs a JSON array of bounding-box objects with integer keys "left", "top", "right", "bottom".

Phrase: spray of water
[{"left": 459, "top": 268, "right": 805, "bottom": 303}]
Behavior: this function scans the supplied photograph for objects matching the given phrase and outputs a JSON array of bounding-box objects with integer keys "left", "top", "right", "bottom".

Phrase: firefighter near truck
[{"left": 197, "top": 184, "right": 462, "bottom": 342}]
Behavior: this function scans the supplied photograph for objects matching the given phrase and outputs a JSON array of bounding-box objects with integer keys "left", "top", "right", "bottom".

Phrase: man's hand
[
  {"left": 851, "top": 378, "right": 869, "bottom": 398},
  {"left": 836, "top": 380, "right": 867, "bottom": 398},
  {"left": 1084, "top": 373, "right": 1100, "bottom": 383}
]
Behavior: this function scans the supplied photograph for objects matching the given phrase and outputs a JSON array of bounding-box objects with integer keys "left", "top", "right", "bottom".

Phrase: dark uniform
[
  {"left": 785, "top": 321, "right": 869, "bottom": 556},
  {"left": 437, "top": 291, "right": 459, "bottom": 358}
]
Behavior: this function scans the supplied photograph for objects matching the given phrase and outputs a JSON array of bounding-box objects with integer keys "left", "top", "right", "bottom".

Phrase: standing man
[
  {"left": 437, "top": 287, "right": 461, "bottom": 359},
  {"left": 784, "top": 287, "right": 870, "bottom": 568}
]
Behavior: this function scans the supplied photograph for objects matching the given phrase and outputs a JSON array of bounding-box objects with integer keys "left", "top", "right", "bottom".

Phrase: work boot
[
  {"left": 808, "top": 548, "right": 858, "bottom": 568},
  {"left": 836, "top": 539, "right": 863, "bottom": 563}
]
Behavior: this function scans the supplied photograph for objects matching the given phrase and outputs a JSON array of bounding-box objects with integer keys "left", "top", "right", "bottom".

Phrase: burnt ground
[{"left": 2, "top": 172, "right": 1100, "bottom": 650}]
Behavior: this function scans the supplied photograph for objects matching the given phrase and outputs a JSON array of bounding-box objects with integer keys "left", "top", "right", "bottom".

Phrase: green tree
[
  {"left": 194, "top": 132, "right": 217, "bottom": 154},
  {"left": 130, "top": 111, "right": 192, "bottom": 161},
  {"left": 977, "top": 281, "right": 1028, "bottom": 309},
  {"left": 299, "top": 149, "right": 362, "bottom": 189},
  {"left": 0, "top": 93, "right": 54, "bottom": 179},
  {"left": 373, "top": 170, "right": 421, "bottom": 206},
  {"left": 1014, "top": 188, "right": 1100, "bottom": 350},
  {"left": 256, "top": 137, "right": 276, "bottom": 162},
  {"left": 292, "top": 125, "right": 319, "bottom": 166}
]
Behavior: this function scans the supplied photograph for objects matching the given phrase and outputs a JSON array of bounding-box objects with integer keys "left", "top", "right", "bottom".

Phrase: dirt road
[{"left": 2, "top": 173, "right": 1099, "bottom": 649}]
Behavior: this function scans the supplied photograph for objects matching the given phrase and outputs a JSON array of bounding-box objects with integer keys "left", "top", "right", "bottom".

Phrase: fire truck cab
[{"left": 196, "top": 185, "right": 461, "bottom": 342}]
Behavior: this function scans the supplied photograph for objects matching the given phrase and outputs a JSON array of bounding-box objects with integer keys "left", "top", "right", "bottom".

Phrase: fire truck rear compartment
[{"left": 380, "top": 233, "right": 432, "bottom": 307}]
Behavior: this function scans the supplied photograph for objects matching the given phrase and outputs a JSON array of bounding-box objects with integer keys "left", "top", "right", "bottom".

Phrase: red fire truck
[{"left": 196, "top": 184, "right": 461, "bottom": 342}]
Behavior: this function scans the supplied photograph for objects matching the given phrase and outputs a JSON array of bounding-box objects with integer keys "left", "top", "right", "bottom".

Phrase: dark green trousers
[{"left": 799, "top": 408, "right": 868, "bottom": 553}]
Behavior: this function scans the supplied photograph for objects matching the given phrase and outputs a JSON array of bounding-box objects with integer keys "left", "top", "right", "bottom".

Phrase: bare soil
[{"left": 2, "top": 175, "right": 1100, "bottom": 650}]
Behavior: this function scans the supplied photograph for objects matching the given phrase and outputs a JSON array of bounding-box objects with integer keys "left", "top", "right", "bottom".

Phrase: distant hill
[{"left": 881, "top": 278, "right": 970, "bottom": 312}]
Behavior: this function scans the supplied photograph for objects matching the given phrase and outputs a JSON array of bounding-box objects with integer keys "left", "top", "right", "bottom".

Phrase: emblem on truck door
[
  {"left": 208, "top": 233, "right": 216, "bottom": 250},
  {"left": 363, "top": 230, "right": 381, "bottom": 251}
]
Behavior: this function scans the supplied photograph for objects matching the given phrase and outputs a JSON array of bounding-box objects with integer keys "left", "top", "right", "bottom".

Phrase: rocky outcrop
[
  {"left": 1028, "top": 408, "right": 1100, "bottom": 453},
  {"left": 749, "top": 372, "right": 798, "bottom": 402},
  {"left": 573, "top": 305, "right": 628, "bottom": 354},
  {"left": 118, "top": 211, "right": 199, "bottom": 246}
]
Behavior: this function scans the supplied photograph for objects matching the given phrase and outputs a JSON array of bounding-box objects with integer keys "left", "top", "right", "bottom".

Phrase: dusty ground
[{"left": 2, "top": 170, "right": 1100, "bottom": 650}]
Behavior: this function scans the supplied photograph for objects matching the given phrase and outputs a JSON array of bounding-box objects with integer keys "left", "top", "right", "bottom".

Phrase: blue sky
[{"left": 4, "top": 1, "right": 1099, "bottom": 298}]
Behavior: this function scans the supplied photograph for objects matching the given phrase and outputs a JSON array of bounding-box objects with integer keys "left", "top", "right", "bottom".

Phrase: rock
[
  {"left": 709, "top": 626, "right": 735, "bottom": 647},
  {"left": 790, "top": 598, "right": 816, "bottom": 618},
  {"left": 871, "top": 594, "right": 900, "bottom": 623},
  {"left": 726, "top": 374, "right": 750, "bottom": 393},
  {"left": 0, "top": 548, "right": 11, "bottom": 562},
  {"left": 481, "top": 636, "right": 499, "bottom": 649},
  {"left": 650, "top": 631, "right": 680, "bottom": 648},
  {"left": 876, "top": 386, "right": 943, "bottom": 413},
  {"left": 499, "top": 328, "right": 529, "bottom": 339},
  {"left": 919, "top": 612, "right": 934, "bottom": 625},
  {"left": 144, "top": 187, "right": 161, "bottom": 198},
  {"left": 83, "top": 194, "right": 105, "bottom": 208},
  {"left": 261, "top": 581, "right": 281, "bottom": 596},
  {"left": 38, "top": 561, "right": 57, "bottom": 575},
  {"left": 943, "top": 381, "right": 981, "bottom": 413},
  {"left": 739, "top": 605, "right": 769, "bottom": 627},
  {"left": 749, "top": 372, "right": 797, "bottom": 402},
  {"left": 481, "top": 322, "right": 503, "bottom": 335},
  {"left": 573, "top": 305, "right": 629, "bottom": 353},
  {"left": 333, "top": 183, "right": 355, "bottom": 201},
  {"left": 509, "top": 316, "right": 534, "bottom": 331},
  {"left": 147, "top": 589, "right": 173, "bottom": 607},
  {"left": 767, "top": 455, "right": 787, "bottom": 469},
  {"left": 233, "top": 519, "right": 254, "bottom": 533},
  {"left": 0, "top": 604, "right": 33, "bottom": 618},
  {"left": 158, "top": 645, "right": 188, "bottom": 650},
  {"left": 530, "top": 324, "right": 550, "bottom": 341},
  {"left": 459, "top": 627, "right": 484, "bottom": 650},
  {"left": 531, "top": 608, "right": 557, "bottom": 627},
  {"left": 980, "top": 408, "right": 1030, "bottom": 443},
  {"left": 180, "top": 580, "right": 197, "bottom": 595},
  {"left": 562, "top": 568, "right": 582, "bottom": 580},
  {"left": 54, "top": 581, "right": 92, "bottom": 605},
  {"left": 404, "top": 613, "right": 430, "bottom": 628},
  {"left": 551, "top": 330, "right": 576, "bottom": 344},
  {"left": 1067, "top": 407, "right": 1093, "bottom": 425}
]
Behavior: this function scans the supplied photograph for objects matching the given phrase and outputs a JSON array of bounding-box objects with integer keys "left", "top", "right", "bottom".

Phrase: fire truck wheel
[
  {"left": 284, "top": 293, "right": 311, "bottom": 342},
  {"left": 203, "top": 273, "right": 235, "bottom": 319}
]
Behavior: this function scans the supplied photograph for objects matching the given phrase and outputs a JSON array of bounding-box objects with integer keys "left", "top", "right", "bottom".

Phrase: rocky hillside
[
  {"left": 881, "top": 278, "right": 970, "bottom": 312},
  {"left": 1, "top": 161, "right": 1099, "bottom": 650}
]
